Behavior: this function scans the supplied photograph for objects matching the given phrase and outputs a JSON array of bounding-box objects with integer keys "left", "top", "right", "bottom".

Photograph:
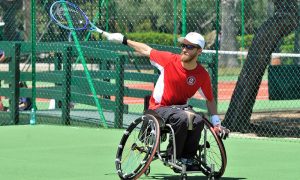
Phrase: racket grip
[{"left": 95, "top": 27, "right": 110, "bottom": 38}]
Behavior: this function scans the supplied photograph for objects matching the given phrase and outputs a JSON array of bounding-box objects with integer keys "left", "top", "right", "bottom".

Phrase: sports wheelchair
[{"left": 115, "top": 98, "right": 227, "bottom": 180}]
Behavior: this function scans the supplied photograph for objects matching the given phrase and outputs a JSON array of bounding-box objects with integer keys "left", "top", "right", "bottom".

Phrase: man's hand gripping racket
[
  {"left": 102, "top": 32, "right": 128, "bottom": 45},
  {"left": 88, "top": 23, "right": 125, "bottom": 44}
]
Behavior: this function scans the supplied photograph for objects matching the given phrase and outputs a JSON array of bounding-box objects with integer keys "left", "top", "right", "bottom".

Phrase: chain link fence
[{"left": 0, "top": 0, "right": 299, "bottom": 138}]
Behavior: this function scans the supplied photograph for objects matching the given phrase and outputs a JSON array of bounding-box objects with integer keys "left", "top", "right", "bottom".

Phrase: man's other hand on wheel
[{"left": 213, "top": 125, "right": 230, "bottom": 140}]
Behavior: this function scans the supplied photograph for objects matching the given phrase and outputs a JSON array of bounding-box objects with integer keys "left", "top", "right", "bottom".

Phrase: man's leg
[
  {"left": 181, "top": 113, "right": 204, "bottom": 158},
  {"left": 155, "top": 106, "right": 189, "bottom": 159}
]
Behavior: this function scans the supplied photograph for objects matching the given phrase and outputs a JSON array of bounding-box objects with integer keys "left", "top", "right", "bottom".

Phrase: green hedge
[
  {"left": 96, "top": 30, "right": 297, "bottom": 53},
  {"left": 236, "top": 34, "right": 254, "bottom": 50},
  {"left": 281, "top": 33, "right": 296, "bottom": 53},
  {"left": 126, "top": 32, "right": 297, "bottom": 53},
  {"left": 126, "top": 32, "right": 175, "bottom": 46}
]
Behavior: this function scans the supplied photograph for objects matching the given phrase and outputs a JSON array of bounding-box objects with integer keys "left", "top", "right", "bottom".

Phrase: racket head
[{"left": 50, "top": 0, "right": 89, "bottom": 31}]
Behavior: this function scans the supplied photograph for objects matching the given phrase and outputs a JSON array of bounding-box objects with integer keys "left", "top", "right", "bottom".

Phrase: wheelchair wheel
[
  {"left": 196, "top": 118, "right": 227, "bottom": 179},
  {"left": 115, "top": 114, "right": 160, "bottom": 179}
]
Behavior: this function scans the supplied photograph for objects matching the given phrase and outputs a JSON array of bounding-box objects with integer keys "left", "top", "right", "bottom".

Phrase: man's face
[{"left": 180, "top": 39, "right": 201, "bottom": 63}]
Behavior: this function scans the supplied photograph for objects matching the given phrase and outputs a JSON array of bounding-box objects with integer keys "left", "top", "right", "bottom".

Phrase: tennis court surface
[{"left": 0, "top": 125, "right": 299, "bottom": 180}]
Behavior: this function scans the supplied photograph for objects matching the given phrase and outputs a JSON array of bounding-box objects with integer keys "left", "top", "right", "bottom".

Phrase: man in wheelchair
[{"left": 109, "top": 32, "right": 230, "bottom": 177}]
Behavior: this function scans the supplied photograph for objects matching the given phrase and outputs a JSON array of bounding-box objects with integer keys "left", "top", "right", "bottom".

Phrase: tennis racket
[{"left": 50, "top": 0, "right": 109, "bottom": 37}]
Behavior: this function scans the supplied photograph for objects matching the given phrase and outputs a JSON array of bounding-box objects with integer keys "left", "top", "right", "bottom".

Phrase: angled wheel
[
  {"left": 115, "top": 114, "right": 160, "bottom": 179},
  {"left": 196, "top": 118, "right": 227, "bottom": 179}
]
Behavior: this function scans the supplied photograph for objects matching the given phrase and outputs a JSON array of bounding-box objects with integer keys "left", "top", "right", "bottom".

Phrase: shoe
[
  {"left": 172, "top": 167, "right": 181, "bottom": 173},
  {"left": 180, "top": 158, "right": 201, "bottom": 172},
  {"left": 179, "top": 158, "right": 194, "bottom": 165},
  {"left": 186, "top": 164, "right": 201, "bottom": 171}
]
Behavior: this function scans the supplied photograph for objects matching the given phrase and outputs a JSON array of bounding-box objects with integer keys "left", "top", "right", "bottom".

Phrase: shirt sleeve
[{"left": 149, "top": 49, "right": 177, "bottom": 67}]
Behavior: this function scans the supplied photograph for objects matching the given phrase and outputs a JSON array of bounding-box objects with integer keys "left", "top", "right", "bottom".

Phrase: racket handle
[{"left": 94, "top": 27, "right": 104, "bottom": 34}]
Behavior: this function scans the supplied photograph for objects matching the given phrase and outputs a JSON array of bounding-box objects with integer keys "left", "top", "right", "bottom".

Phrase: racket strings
[{"left": 52, "top": 2, "right": 87, "bottom": 30}]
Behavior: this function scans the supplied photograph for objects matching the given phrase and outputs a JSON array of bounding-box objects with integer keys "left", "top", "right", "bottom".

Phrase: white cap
[
  {"left": 178, "top": 32, "right": 205, "bottom": 49},
  {"left": 0, "top": 22, "right": 4, "bottom": 27}
]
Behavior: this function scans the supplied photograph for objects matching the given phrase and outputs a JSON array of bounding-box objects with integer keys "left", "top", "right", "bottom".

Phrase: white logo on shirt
[{"left": 187, "top": 76, "right": 196, "bottom": 85}]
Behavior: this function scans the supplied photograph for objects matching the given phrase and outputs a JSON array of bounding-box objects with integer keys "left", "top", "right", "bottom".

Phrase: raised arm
[
  {"left": 104, "top": 32, "right": 152, "bottom": 57},
  {"left": 127, "top": 39, "right": 152, "bottom": 57}
]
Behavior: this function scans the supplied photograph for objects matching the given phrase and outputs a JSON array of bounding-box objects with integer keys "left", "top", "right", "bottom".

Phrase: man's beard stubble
[{"left": 180, "top": 52, "right": 197, "bottom": 63}]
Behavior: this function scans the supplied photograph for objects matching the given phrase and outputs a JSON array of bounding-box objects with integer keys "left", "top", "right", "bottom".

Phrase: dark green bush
[
  {"left": 236, "top": 34, "right": 254, "bottom": 50},
  {"left": 126, "top": 32, "right": 176, "bottom": 46},
  {"left": 281, "top": 33, "right": 295, "bottom": 53}
]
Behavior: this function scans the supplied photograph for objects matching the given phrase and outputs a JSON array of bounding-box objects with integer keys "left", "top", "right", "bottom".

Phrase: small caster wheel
[{"left": 181, "top": 173, "right": 187, "bottom": 180}]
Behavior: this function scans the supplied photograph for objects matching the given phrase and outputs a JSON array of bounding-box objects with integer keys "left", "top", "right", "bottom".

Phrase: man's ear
[{"left": 197, "top": 48, "right": 202, "bottom": 55}]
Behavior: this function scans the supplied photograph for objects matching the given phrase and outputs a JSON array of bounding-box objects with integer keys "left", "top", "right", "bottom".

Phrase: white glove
[{"left": 103, "top": 32, "right": 126, "bottom": 44}]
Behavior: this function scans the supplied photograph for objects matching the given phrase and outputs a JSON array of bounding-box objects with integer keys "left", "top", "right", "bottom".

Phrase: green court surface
[{"left": 0, "top": 125, "right": 299, "bottom": 180}]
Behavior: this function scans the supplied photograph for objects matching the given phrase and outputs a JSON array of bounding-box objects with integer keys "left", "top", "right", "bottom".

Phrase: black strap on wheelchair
[
  {"left": 143, "top": 95, "right": 151, "bottom": 112},
  {"left": 143, "top": 109, "right": 166, "bottom": 128}
]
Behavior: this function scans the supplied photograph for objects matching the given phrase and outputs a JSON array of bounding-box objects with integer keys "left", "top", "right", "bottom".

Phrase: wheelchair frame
[{"left": 115, "top": 109, "right": 227, "bottom": 180}]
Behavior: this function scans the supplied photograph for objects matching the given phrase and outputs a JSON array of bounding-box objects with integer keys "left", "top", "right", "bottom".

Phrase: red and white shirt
[{"left": 149, "top": 49, "right": 213, "bottom": 110}]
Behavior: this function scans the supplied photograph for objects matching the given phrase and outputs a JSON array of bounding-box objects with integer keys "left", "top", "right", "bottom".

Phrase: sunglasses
[{"left": 180, "top": 44, "right": 198, "bottom": 50}]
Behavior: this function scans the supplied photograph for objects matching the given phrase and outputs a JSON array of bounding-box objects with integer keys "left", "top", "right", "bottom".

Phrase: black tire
[
  {"left": 196, "top": 118, "right": 227, "bottom": 179},
  {"left": 115, "top": 114, "right": 160, "bottom": 179}
]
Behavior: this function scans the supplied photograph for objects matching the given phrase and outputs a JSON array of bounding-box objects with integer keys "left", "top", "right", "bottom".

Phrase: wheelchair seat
[{"left": 143, "top": 109, "right": 171, "bottom": 144}]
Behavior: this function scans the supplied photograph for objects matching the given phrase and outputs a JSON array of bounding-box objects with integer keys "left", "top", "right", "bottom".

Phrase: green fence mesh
[{"left": 0, "top": 0, "right": 299, "bottom": 138}]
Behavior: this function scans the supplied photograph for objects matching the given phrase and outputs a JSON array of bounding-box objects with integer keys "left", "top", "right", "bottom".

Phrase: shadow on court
[{"left": 143, "top": 174, "right": 246, "bottom": 180}]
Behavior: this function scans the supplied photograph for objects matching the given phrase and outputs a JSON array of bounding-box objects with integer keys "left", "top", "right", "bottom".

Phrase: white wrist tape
[{"left": 211, "top": 115, "right": 221, "bottom": 126}]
